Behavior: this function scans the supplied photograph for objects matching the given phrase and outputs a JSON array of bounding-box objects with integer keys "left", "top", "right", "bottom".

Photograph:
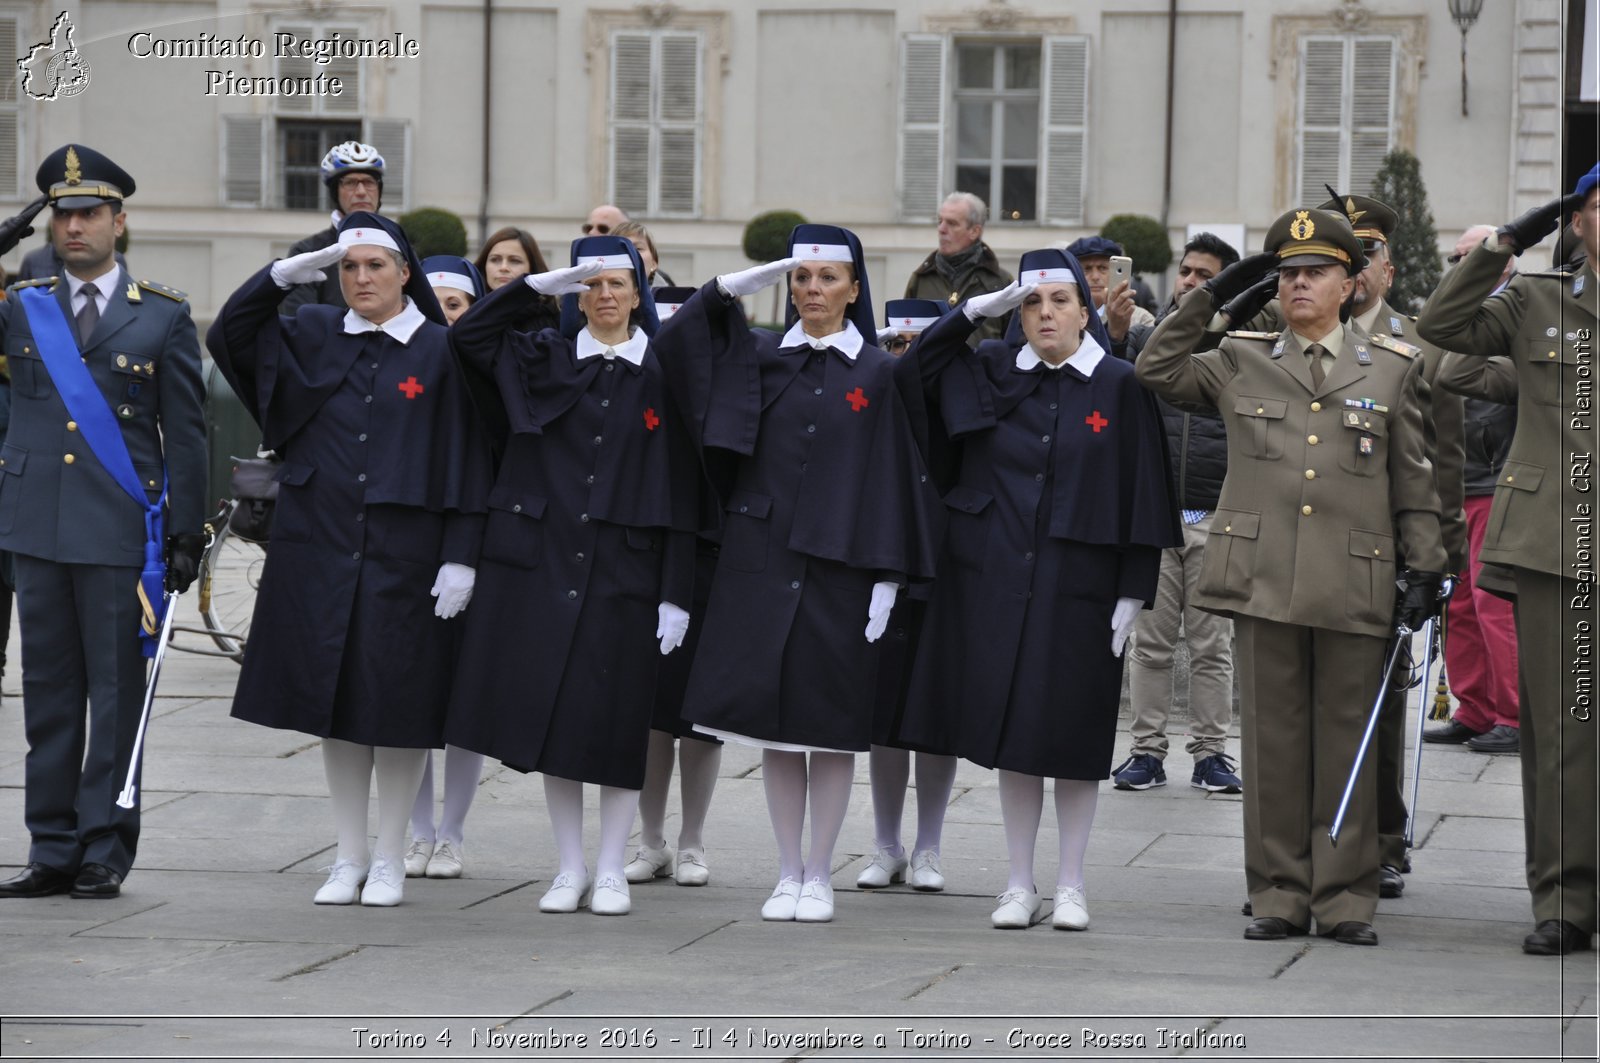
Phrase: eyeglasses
[
  {"left": 340, "top": 176, "right": 379, "bottom": 191},
  {"left": 885, "top": 336, "right": 911, "bottom": 353},
  {"left": 582, "top": 222, "right": 612, "bottom": 235}
]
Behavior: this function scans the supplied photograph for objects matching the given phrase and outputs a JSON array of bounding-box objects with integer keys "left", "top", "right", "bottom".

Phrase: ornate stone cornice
[{"left": 924, "top": 1, "right": 1075, "bottom": 36}]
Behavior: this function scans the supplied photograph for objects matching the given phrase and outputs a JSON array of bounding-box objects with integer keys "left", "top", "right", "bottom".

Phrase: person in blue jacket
[{"left": 207, "top": 212, "right": 492, "bottom": 909}]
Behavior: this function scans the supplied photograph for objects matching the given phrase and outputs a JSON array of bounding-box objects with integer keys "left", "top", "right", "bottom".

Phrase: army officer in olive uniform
[
  {"left": 0, "top": 145, "right": 208, "bottom": 900},
  {"left": 1138, "top": 208, "right": 1446, "bottom": 947},
  {"left": 1417, "top": 166, "right": 1600, "bottom": 957}
]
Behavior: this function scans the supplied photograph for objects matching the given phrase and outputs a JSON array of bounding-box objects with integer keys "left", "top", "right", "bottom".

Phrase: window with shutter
[
  {"left": 608, "top": 29, "right": 702, "bottom": 217},
  {"left": 221, "top": 115, "right": 268, "bottom": 207},
  {"left": 365, "top": 118, "right": 410, "bottom": 212},
  {"left": 0, "top": 12, "right": 21, "bottom": 198},
  {"left": 950, "top": 41, "right": 1042, "bottom": 224},
  {"left": 1297, "top": 35, "right": 1395, "bottom": 201},
  {"left": 1040, "top": 36, "right": 1089, "bottom": 225},
  {"left": 278, "top": 120, "right": 362, "bottom": 211},
  {"left": 898, "top": 35, "right": 947, "bottom": 222},
  {"left": 273, "top": 23, "right": 364, "bottom": 116}
]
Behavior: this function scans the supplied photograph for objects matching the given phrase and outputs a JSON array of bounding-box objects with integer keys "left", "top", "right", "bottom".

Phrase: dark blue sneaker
[
  {"left": 1112, "top": 753, "right": 1166, "bottom": 790},
  {"left": 1192, "top": 753, "right": 1243, "bottom": 793}
]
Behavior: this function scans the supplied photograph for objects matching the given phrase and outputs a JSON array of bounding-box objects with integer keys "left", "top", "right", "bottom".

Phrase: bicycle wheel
[{"left": 199, "top": 509, "right": 266, "bottom": 663}]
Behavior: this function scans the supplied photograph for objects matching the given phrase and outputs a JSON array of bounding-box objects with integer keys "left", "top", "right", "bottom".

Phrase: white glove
[
  {"left": 657, "top": 601, "right": 691, "bottom": 655},
  {"left": 524, "top": 261, "right": 604, "bottom": 296},
  {"left": 864, "top": 581, "right": 899, "bottom": 643},
  {"left": 431, "top": 562, "right": 476, "bottom": 619},
  {"left": 1110, "top": 596, "right": 1143, "bottom": 658},
  {"left": 270, "top": 242, "right": 347, "bottom": 289},
  {"left": 876, "top": 326, "right": 900, "bottom": 346},
  {"left": 716, "top": 257, "right": 802, "bottom": 299},
  {"left": 963, "top": 280, "right": 1035, "bottom": 323}
]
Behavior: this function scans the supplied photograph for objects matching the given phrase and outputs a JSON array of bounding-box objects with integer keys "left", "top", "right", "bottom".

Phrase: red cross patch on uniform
[
  {"left": 846, "top": 387, "right": 870, "bottom": 413},
  {"left": 1084, "top": 410, "right": 1108, "bottom": 433},
  {"left": 643, "top": 407, "right": 660, "bottom": 431},
  {"left": 398, "top": 376, "right": 425, "bottom": 400}
]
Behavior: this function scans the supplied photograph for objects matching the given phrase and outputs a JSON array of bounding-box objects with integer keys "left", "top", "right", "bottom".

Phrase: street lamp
[{"left": 1447, "top": 0, "right": 1485, "bottom": 117}]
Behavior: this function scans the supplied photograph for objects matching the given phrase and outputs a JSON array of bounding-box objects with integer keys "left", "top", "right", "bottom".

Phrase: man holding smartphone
[{"left": 1065, "top": 236, "right": 1155, "bottom": 348}]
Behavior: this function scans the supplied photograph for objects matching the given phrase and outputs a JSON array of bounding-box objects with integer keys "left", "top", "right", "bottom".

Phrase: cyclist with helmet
[{"left": 280, "top": 141, "right": 386, "bottom": 315}]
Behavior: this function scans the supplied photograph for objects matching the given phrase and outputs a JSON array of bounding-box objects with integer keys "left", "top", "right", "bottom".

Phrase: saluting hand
[
  {"left": 1203, "top": 252, "right": 1278, "bottom": 309},
  {"left": 525, "top": 261, "right": 604, "bottom": 296},
  {"left": 1497, "top": 192, "right": 1586, "bottom": 255},
  {"left": 270, "top": 242, "right": 347, "bottom": 288},
  {"left": 0, "top": 194, "right": 49, "bottom": 258},
  {"left": 717, "top": 257, "right": 802, "bottom": 299},
  {"left": 1110, "top": 597, "right": 1143, "bottom": 658},
  {"left": 864, "top": 581, "right": 899, "bottom": 643},
  {"left": 963, "top": 280, "right": 1035, "bottom": 322}
]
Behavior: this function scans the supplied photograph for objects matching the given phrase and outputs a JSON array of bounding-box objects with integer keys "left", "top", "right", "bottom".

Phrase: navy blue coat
[
  {"left": 652, "top": 282, "right": 940, "bottom": 751},
  {"left": 443, "top": 281, "right": 698, "bottom": 788},
  {"left": 895, "top": 309, "right": 1179, "bottom": 777},
  {"left": 207, "top": 267, "right": 492, "bottom": 746},
  {"left": 0, "top": 271, "right": 207, "bottom": 564}
]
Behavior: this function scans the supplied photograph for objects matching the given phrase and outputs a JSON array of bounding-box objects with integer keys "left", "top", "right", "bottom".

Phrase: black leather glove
[
  {"left": 1497, "top": 192, "right": 1586, "bottom": 255},
  {"left": 165, "top": 533, "right": 206, "bottom": 594},
  {"left": 1219, "top": 273, "right": 1279, "bottom": 329},
  {"left": 1395, "top": 569, "right": 1447, "bottom": 631},
  {"left": 1202, "top": 252, "right": 1278, "bottom": 309},
  {"left": 0, "top": 194, "right": 49, "bottom": 259}
]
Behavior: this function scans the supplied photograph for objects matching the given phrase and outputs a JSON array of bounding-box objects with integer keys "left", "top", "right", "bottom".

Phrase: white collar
[
  {"left": 341, "top": 296, "right": 427, "bottom": 343},
  {"left": 1015, "top": 331, "right": 1106, "bottom": 375},
  {"left": 66, "top": 263, "right": 119, "bottom": 303},
  {"left": 576, "top": 326, "right": 649, "bottom": 366},
  {"left": 780, "top": 320, "right": 864, "bottom": 359}
]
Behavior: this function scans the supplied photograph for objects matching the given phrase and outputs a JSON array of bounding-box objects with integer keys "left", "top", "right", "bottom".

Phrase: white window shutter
[
  {"left": 611, "top": 32, "right": 653, "bottom": 213},
  {"left": 1040, "top": 36, "right": 1089, "bottom": 224},
  {"left": 364, "top": 118, "right": 409, "bottom": 211},
  {"left": 612, "top": 128, "right": 651, "bottom": 214},
  {"left": 323, "top": 33, "right": 363, "bottom": 114},
  {"left": 1298, "top": 37, "right": 1348, "bottom": 202},
  {"left": 655, "top": 32, "right": 701, "bottom": 216},
  {"left": 1349, "top": 37, "right": 1395, "bottom": 195},
  {"left": 275, "top": 23, "right": 315, "bottom": 114},
  {"left": 221, "top": 115, "right": 267, "bottom": 207},
  {"left": 898, "top": 34, "right": 947, "bottom": 222},
  {"left": 0, "top": 15, "right": 17, "bottom": 104}
]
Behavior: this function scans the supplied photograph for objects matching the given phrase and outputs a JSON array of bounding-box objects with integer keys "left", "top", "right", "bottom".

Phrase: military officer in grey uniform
[
  {"left": 0, "top": 145, "right": 208, "bottom": 899},
  {"left": 1417, "top": 165, "right": 1600, "bottom": 956},
  {"left": 1321, "top": 192, "right": 1470, "bottom": 900},
  {"left": 1138, "top": 207, "right": 1447, "bottom": 946}
]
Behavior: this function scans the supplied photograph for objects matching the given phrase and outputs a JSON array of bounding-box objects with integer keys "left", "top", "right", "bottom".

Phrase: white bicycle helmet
[{"left": 320, "top": 141, "right": 385, "bottom": 189}]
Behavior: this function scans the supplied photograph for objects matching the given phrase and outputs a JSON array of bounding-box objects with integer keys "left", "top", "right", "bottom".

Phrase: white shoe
[
  {"left": 760, "top": 877, "right": 802, "bottom": 921},
  {"left": 909, "top": 849, "right": 945, "bottom": 892},
  {"left": 425, "top": 839, "right": 463, "bottom": 879},
  {"left": 795, "top": 876, "right": 835, "bottom": 922},
  {"left": 539, "top": 871, "right": 592, "bottom": 913},
  {"left": 403, "top": 838, "right": 433, "bottom": 878},
  {"left": 313, "top": 859, "right": 367, "bottom": 905},
  {"left": 623, "top": 844, "right": 674, "bottom": 884},
  {"left": 991, "top": 888, "right": 1044, "bottom": 929},
  {"left": 590, "top": 874, "right": 632, "bottom": 916},
  {"left": 675, "top": 848, "right": 710, "bottom": 886},
  {"left": 856, "top": 847, "right": 907, "bottom": 888},
  {"left": 360, "top": 857, "right": 404, "bottom": 907},
  {"left": 1052, "top": 885, "right": 1090, "bottom": 930}
]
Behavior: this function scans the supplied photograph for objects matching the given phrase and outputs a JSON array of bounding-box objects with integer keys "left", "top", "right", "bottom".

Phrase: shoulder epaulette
[
  {"left": 7, "top": 276, "right": 57, "bottom": 291},
  {"left": 1368, "top": 333, "right": 1420, "bottom": 359},
  {"left": 137, "top": 279, "right": 186, "bottom": 302},
  {"left": 1524, "top": 268, "right": 1575, "bottom": 279},
  {"left": 1225, "top": 330, "right": 1280, "bottom": 341}
]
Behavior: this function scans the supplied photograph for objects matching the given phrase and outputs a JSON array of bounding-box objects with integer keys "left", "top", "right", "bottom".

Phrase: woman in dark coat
[
  {"left": 896, "top": 248, "right": 1179, "bottom": 931},
  {"left": 206, "top": 213, "right": 492, "bottom": 908},
  {"left": 444, "top": 237, "right": 698, "bottom": 918},
  {"left": 652, "top": 224, "right": 940, "bottom": 923}
]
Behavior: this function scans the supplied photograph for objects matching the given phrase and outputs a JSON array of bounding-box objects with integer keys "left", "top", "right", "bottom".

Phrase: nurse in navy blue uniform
[
  {"left": 207, "top": 213, "right": 493, "bottom": 909},
  {"left": 857, "top": 299, "right": 961, "bottom": 896},
  {"left": 444, "top": 237, "right": 698, "bottom": 918},
  {"left": 896, "top": 249, "right": 1179, "bottom": 932},
  {"left": 652, "top": 225, "right": 939, "bottom": 923}
]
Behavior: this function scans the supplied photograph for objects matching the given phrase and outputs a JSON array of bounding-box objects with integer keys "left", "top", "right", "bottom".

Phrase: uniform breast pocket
[
  {"left": 617, "top": 526, "right": 665, "bottom": 599},
  {"left": 1197, "top": 508, "right": 1259, "bottom": 601},
  {"left": 0, "top": 443, "right": 27, "bottom": 536},
  {"left": 1345, "top": 528, "right": 1396, "bottom": 626},
  {"left": 134, "top": 463, "right": 163, "bottom": 504},
  {"left": 1232, "top": 397, "right": 1287, "bottom": 460},
  {"left": 720, "top": 490, "right": 773, "bottom": 574},
  {"left": 6, "top": 351, "right": 48, "bottom": 401},
  {"left": 109, "top": 355, "right": 157, "bottom": 411},
  {"left": 480, "top": 485, "right": 546, "bottom": 570},
  {"left": 941, "top": 484, "right": 994, "bottom": 572},
  {"left": 1486, "top": 460, "right": 1544, "bottom": 548},
  {"left": 1521, "top": 340, "right": 1573, "bottom": 407},
  {"left": 1336, "top": 408, "right": 1388, "bottom": 477},
  {"left": 269, "top": 463, "right": 316, "bottom": 544}
]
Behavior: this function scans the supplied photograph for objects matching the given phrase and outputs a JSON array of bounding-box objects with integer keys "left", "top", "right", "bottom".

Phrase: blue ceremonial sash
[{"left": 19, "top": 286, "right": 170, "bottom": 656}]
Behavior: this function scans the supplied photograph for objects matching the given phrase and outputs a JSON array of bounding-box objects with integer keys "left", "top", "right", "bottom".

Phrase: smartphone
[{"left": 1109, "top": 255, "right": 1134, "bottom": 292}]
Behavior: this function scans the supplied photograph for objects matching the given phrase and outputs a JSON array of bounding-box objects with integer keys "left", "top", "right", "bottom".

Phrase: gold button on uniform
[
  {"left": 64, "top": 454, "right": 76, "bottom": 465},
  {"left": 1373, "top": 548, "right": 1381, "bottom": 556},
  {"left": 1301, "top": 504, "right": 1313, "bottom": 515},
  {"left": 1256, "top": 406, "right": 1265, "bottom": 414},
  {"left": 66, "top": 421, "right": 77, "bottom": 432},
  {"left": 1224, "top": 525, "right": 1232, "bottom": 533},
  {"left": 1505, "top": 475, "right": 1514, "bottom": 483},
  {"left": 1305, "top": 469, "right": 1316, "bottom": 480},
  {"left": 1308, "top": 435, "right": 1319, "bottom": 445},
  {"left": 1310, "top": 401, "right": 1322, "bottom": 412}
]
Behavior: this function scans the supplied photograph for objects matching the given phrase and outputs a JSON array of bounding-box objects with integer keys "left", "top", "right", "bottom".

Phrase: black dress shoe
[
  {"left": 1522, "top": 919, "right": 1592, "bottom": 956},
  {"left": 1244, "top": 916, "right": 1308, "bottom": 941},
  {"left": 1378, "top": 864, "right": 1405, "bottom": 899},
  {"left": 1422, "top": 718, "right": 1484, "bottom": 744},
  {"left": 70, "top": 863, "right": 122, "bottom": 898},
  {"left": 0, "top": 862, "right": 75, "bottom": 898},
  {"left": 1321, "top": 920, "right": 1379, "bottom": 946},
  {"left": 1466, "top": 724, "right": 1520, "bottom": 754}
]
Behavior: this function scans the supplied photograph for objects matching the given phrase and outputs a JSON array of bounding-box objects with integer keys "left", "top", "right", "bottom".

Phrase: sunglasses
[{"left": 582, "top": 222, "right": 612, "bottom": 235}]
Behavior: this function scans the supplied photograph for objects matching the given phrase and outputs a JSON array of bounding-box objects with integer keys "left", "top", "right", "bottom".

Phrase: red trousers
[{"left": 1442, "top": 494, "right": 1520, "bottom": 730}]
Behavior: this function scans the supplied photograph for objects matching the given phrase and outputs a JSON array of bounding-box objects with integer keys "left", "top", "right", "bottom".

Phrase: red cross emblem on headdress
[
  {"left": 354, "top": 230, "right": 365, "bottom": 239},
  {"left": 1037, "top": 270, "right": 1047, "bottom": 278},
  {"left": 597, "top": 257, "right": 606, "bottom": 266},
  {"left": 811, "top": 245, "right": 820, "bottom": 254},
  {"left": 903, "top": 318, "right": 912, "bottom": 325},
  {"left": 433, "top": 273, "right": 445, "bottom": 282}
]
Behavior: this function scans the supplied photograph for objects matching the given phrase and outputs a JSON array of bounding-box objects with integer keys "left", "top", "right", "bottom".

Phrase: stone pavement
[{"left": 0, "top": 594, "right": 1595, "bottom": 1062}]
